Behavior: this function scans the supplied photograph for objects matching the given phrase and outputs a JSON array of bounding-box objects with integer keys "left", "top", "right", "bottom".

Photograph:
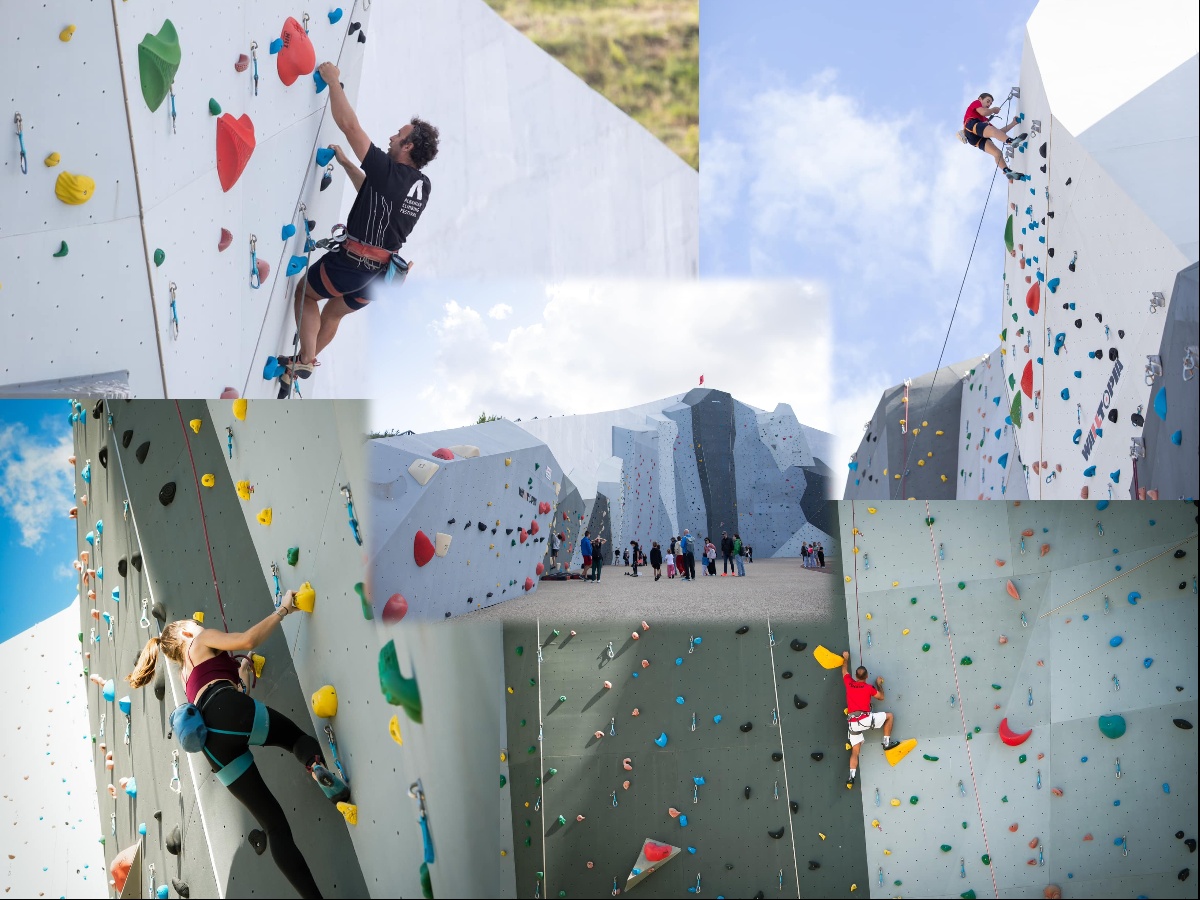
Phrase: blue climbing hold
[
  {"left": 96, "top": 566, "right": 104, "bottom": 580},
  {"left": 687, "top": 846, "right": 696, "bottom": 854},
  {"left": 676, "top": 658, "right": 683, "bottom": 666},
  {"left": 1073, "top": 370, "right": 1081, "bottom": 378},
  {"left": 1096, "top": 428, "right": 1103, "bottom": 437},
  {"left": 997, "top": 453, "right": 1009, "bottom": 469},
  {"left": 102, "top": 679, "right": 115, "bottom": 702},
  {"left": 679, "top": 815, "right": 688, "bottom": 827},
  {"left": 1171, "top": 430, "right": 1183, "bottom": 445},
  {"left": 1072, "top": 429, "right": 1082, "bottom": 444},
  {"left": 655, "top": 733, "right": 668, "bottom": 747},
  {"left": 95, "top": 519, "right": 103, "bottom": 534},
  {"left": 82, "top": 462, "right": 91, "bottom": 483},
  {"left": 157, "top": 886, "right": 169, "bottom": 900},
  {"left": 1109, "top": 636, "right": 1123, "bottom": 647},
  {"left": 632, "top": 672, "right": 638, "bottom": 678},
  {"left": 1127, "top": 592, "right": 1140, "bottom": 605},
  {"left": 313, "top": 69, "right": 328, "bottom": 93},
  {"left": 848, "top": 460, "right": 859, "bottom": 471},
  {"left": 992, "top": 396, "right": 1001, "bottom": 406},
  {"left": 1047, "top": 277, "right": 1060, "bottom": 292},
  {"left": 281, "top": 223, "right": 297, "bottom": 240},
  {"left": 111, "top": 587, "right": 120, "bottom": 601},
  {"left": 1083, "top": 466, "right": 1096, "bottom": 477},
  {"left": 1153, "top": 386, "right": 1167, "bottom": 419},
  {"left": 694, "top": 637, "right": 702, "bottom": 645},
  {"left": 713, "top": 714, "right": 722, "bottom": 724},
  {"left": 85, "top": 532, "right": 95, "bottom": 546},
  {"left": 123, "top": 777, "right": 137, "bottom": 798},
  {"left": 1054, "top": 333, "right": 1066, "bottom": 355},
  {"left": 1081, "top": 756, "right": 1088, "bottom": 763},
  {"left": 693, "top": 776, "right": 706, "bottom": 785},
  {"left": 1060, "top": 388, "right": 1070, "bottom": 400},
  {"left": 1098, "top": 714, "right": 1126, "bottom": 739},
  {"left": 315, "top": 147, "right": 335, "bottom": 167},
  {"left": 1163, "top": 783, "right": 1170, "bottom": 794},
  {"left": 1036, "top": 270, "right": 1045, "bottom": 282},
  {"left": 1082, "top": 614, "right": 1089, "bottom": 620},
  {"left": 328, "top": 8, "right": 343, "bottom": 24},
  {"left": 1096, "top": 500, "right": 1109, "bottom": 510},
  {"left": 1144, "top": 658, "right": 1153, "bottom": 668},
  {"left": 1109, "top": 469, "right": 1121, "bottom": 483},
  {"left": 118, "top": 695, "right": 131, "bottom": 715},
  {"left": 286, "top": 255, "right": 308, "bottom": 276},
  {"left": 269, "top": 37, "right": 283, "bottom": 54},
  {"left": 263, "top": 356, "right": 285, "bottom": 380},
  {"left": 676, "top": 696, "right": 685, "bottom": 705}
]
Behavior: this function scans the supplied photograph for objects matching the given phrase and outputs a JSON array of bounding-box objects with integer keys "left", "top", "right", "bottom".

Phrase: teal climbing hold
[
  {"left": 1153, "top": 386, "right": 1167, "bottom": 419},
  {"left": 53, "top": 241, "right": 69, "bottom": 258},
  {"left": 997, "top": 452, "right": 1009, "bottom": 468},
  {"left": 1109, "top": 635, "right": 1123, "bottom": 647},
  {"left": 154, "top": 248, "right": 166, "bottom": 266},
  {"left": 378, "top": 640, "right": 422, "bottom": 723},
  {"left": 654, "top": 733, "right": 668, "bottom": 747},
  {"left": 1128, "top": 592, "right": 1140, "bottom": 604},
  {"left": 941, "top": 844, "right": 952, "bottom": 852},
  {"left": 675, "top": 696, "right": 685, "bottom": 704},
  {"left": 961, "top": 656, "right": 973, "bottom": 665},
  {"left": 1171, "top": 430, "right": 1183, "bottom": 445},
  {"left": 1098, "top": 714, "right": 1126, "bottom": 739},
  {"left": 1084, "top": 465, "right": 1096, "bottom": 477},
  {"left": 957, "top": 581, "right": 966, "bottom": 590},
  {"left": 515, "top": 646, "right": 523, "bottom": 656},
  {"left": 923, "top": 754, "right": 939, "bottom": 761},
  {"left": 315, "top": 147, "right": 336, "bottom": 167},
  {"left": 1096, "top": 500, "right": 1109, "bottom": 510}
]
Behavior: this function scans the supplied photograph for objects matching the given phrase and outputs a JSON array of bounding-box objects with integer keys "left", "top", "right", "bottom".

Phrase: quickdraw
[{"left": 14, "top": 112, "right": 27, "bottom": 174}]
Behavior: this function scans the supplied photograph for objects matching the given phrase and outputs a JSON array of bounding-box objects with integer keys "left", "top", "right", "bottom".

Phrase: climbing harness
[
  {"left": 168, "top": 283, "right": 180, "bottom": 340},
  {"left": 340, "top": 484, "right": 362, "bottom": 545},
  {"left": 14, "top": 112, "right": 27, "bottom": 174}
]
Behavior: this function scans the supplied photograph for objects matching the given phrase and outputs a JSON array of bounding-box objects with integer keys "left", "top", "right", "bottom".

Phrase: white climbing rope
[
  {"left": 763, "top": 614, "right": 804, "bottom": 898},
  {"left": 534, "top": 618, "right": 549, "bottom": 896}
]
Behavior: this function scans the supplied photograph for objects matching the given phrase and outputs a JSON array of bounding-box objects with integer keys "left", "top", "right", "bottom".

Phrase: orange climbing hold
[
  {"left": 535, "top": 562, "right": 545, "bottom": 575},
  {"left": 523, "top": 577, "right": 534, "bottom": 591},
  {"left": 431, "top": 448, "right": 454, "bottom": 460},
  {"left": 216, "top": 113, "right": 256, "bottom": 192},
  {"left": 276, "top": 17, "right": 316, "bottom": 87},
  {"left": 995, "top": 559, "right": 1006, "bottom": 567},
  {"left": 414, "top": 530, "right": 435, "bottom": 567},
  {"left": 998, "top": 717, "right": 1032, "bottom": 746},
  {"left": 1040, "top": 544, "right": 1050, "bottom": 557},
  {"left": 1020, "top": 361, "right": 1034, "bottom": 398},
  {"left": 668, "top": 807, "right": 681, "bottom": 818},
  {"left": 1006, "top": 580, "right": 1020, "bottom": 600},
  {"left": 1009, "top": 823, "right": 1019, "bottom": 832},
  {"left": 1021, "top": 529, "right": 1034, "bottom": 537}
]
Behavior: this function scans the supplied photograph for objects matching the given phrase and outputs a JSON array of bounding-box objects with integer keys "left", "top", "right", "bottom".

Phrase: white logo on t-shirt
[{"left": 407, "top": 181, "right": 423, "bottom": 202}]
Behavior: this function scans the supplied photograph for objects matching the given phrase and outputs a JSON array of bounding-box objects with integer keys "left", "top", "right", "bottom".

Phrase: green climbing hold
[
  {"left": 419, "top": 861, "right": 433, "bottom": 899},
  {"left": 922, "top": 643, "right": 931, "bottom": 652},
  {"left": 1098, "top": 714, "right": 1127, "bottom": 739},
  {"left": 991, "top": 684, "right": 1001, "bottom": 690},
  {"left": 378, "top": 640, "right": 422, "bottom": 722},
  {"left": 910, "top": 597, "right": 918, "bottom": 604},
  {"left": 153, "top": 248, "right": 165, "bottom": 266},
  {"left": 941, "top": 844, "right": 952, "bottom": 852},
  {"left": 355, "top": 582, "right": 372, "bottom": 620},
  {"left": 973, "top": 726, "right": 981, "bottom": 733},
  {"left": 1010, "top": 392, "right": 1023, "bottom": 429},
  {"left": 500, "top": 774, "right": 507, "bottom": 788},
  {"left": 1001, "top": 795, "right": 1008, "bottom": 802},
  {"left": 53, "top": 241, "right": 69, "bottom": 258},
  {"left": 961, "top": 821, "right": 968, "bottom": 829},
  {"left": 515, "top": 646, "right": 523, "bottom": 656},
  {"left": 931, "top": 615, "right": 939, "bottom": 621},
  {"left": 925, "top": 517, "right": 935, "bottom": 526},
  {"left": 520, "top": 719, "right": 526, "bottom": 727},
  {"left": 551, "top": 629, "right": 560, "bottom": 637},
  {"left": 1004, "top": 214, "right": 1014, "bottom": 253},
  {"left": 524, "top": 837, "right": 531, "bottom": 847},
  {"left": 957, "top": 581, "right": 966, "bottom": 590},
  {"left": 137, "top": 19, "right": 181, "bottom": 113},
  {"left": 287, "top": 546, "right": 299, "bottom": 566},
  {"left": 557, "top": 815, "right": 567, "bottom": 826},
  {"left": 961, "top": 656, "right": 972, "bottom": 665},
  {"left": 558, "top": 695, "right": 566, "bottom": 703},
  {"left": 962, "top": 891, "right": 977, "bottom": 900},
  {"left": 528, "top": 746, "right": 536, "bottom": 754},
  {"left": 1018, "top": 754, "right": 1027, "bottom": 763},
  {"left": 981, "top": 854, "right": 990, "bottom": 865},
  {"left": 909, "top": 795, "right": 919, "bottom": 805},
  {"left": 535, "top": 777, "right": 541, "bottom": 786},
  {"left": 923, "top": 754, "right": 939, "bottom": 761},
  {"left": 529, "top": 678, "right": 536, "bottom": 686},
  {"left": 208, "top": 98, "right": 221, "bottom": 115},
  {"left": 547, "top": 768, "right": 557, "bottom": 777}
]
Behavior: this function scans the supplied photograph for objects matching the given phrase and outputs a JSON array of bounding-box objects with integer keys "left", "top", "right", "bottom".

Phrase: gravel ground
[{"left": 453, "top": 557, "right": 838, "bottom": 625}]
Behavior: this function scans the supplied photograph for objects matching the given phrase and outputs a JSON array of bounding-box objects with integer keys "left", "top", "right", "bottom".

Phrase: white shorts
[{"left": 847, "top": 711, "right": 888, "bottom": 746}]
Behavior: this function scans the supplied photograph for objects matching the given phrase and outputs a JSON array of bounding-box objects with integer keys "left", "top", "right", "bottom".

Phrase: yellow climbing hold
[
  {"left": 201, "top": 473, "right": 215, "bottom": 488},
  {"left": 44, "top": 152, "right": 61, "bottom": 167},
  {"left": 867, "top": 507, "right": 877, "bottom": 514},
  {"left": 845, "top": 576, "right": 852, "bottom": 582},
  {"left": 890, "top": 798, "right": 901, "bottom": 806},
  {"left": 251, "top": 654, "right": 266, "bottom": 677},
  {"left": 865, "top": 613, "right": 872, "bottom": 620},
  {"left": 256, "top": 507, "right": 272, "bottom": 526},
  {"left": 500, "top": 751, "right": 507, "bottom": 763},
  {"left": 941, "top": 474, "right": 948, "bottom": 482},
  {"left": 917, "top": 460, "right": 925, "bottom": 466},
  {"left": 884, "top": 848, "right": 892, "bottom": 855},
  {"left": 922, "top": 421, "right": 928, "bottom": 427},
  {"left": 232, "top": 398, "right": 248, "bottom": 420},
  {"left": 892, "top": 581, "right": 899, "bottom": 587},
  {"left": 388, "top": 714, "right": 403, "bottom": 745},
  {"left": 55, "top": 171, "right": 95, "bottom": 205},
  {"left": 507, "top": 686, "right": 514, "bottom": 694},
  {"left": 885, "top": 738, "right": 919, "bottom": 766},
  {"left": 336, "top": 802, "right": 357, "bottom": 825},
  {"left": 813, "top": 645, "right": 843, "bottom": 669},
  {"left": 935, "top": 430, "right": 944, "bottom": 436},
  {"left": 294, "top": 582, "right": 316, "bottom": 612},
  {"left": 504, "top": 458, "right": 512, "bottom": 466},
  {"left": 851, "top": 885, "right": 857, "bottom": 892},
  {"left": 902, "top": 629, "right": 910, "bottom": 635},
  {"left": 192, "top": 611, "right": 204, "bottom": 623},
  {"left": 819, "top": 833, "right": 826, "bottom": 840},
  {"left": 852, "top": 546, "right": 859, "bottom": 554},
  {"left": 311, "top": 684, "right": 338, "bottom": 718},
  {"left": 189, "top": 418, "right": 202, "bottom": 433},
  {"left": 59, "top": 25, "right": 76, "bottom": 42},
  {"left": 236, "top": 480, "right": 252, "bottom": 501}
]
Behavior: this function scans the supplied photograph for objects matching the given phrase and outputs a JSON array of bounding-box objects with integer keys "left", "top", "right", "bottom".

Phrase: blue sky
[
  {"left": 700, "top": 0, "right": 1040, "bottom": 471},
  {"left": 0, "top": 401, "right": 78, "bottom": 643}
]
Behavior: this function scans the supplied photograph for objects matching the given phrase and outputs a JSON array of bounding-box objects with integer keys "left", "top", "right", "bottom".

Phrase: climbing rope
[
  {"left": 763, "top": 614, "right": 803, "bottom": 897},
  {"left": 534, "top": 618, "right": 550, "bottom": 895},
  {"left": 923, "top": 504, "right": 999, "bottom": 898},
  {"left": 1039, "top": 534, "right": 1196, "bottom": 618},
  {"left": 850, "top": 502, "right": 864, "bottom": 660},
  {"left": 173, "top": 402, "right": 230, "bottom": 631},
  {"left": 895, "top": 93, "right": 1014, "bottom": 496}
]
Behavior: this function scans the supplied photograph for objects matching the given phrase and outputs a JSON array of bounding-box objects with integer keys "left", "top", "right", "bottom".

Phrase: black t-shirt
[{"left": 346, "top": 144, "right": 431, "bottom": 251}]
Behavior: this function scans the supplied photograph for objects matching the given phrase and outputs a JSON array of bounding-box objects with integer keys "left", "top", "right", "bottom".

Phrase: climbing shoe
[
  {"left": 275, "top": 354, "right": 316, "bottom": 379},
  {"left": 310, "top": 762, "right": 351, "bottom": 804},
  {"left": 846, "top": 772, "right": 856, "bottom": 790},
  {"left": 1005, "top": 132, "right": 1028, "bottom": 145},
  {"left": 882, "top": 737, "right": 905, "bottom": 750}
]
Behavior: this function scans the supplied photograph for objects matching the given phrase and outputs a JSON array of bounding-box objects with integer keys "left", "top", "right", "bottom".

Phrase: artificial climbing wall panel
[
  {"left": 367, "top": 420, "right": 561, "bottom": 621},
  {"left": 838, "top": 500, "right": 1198, "bottom": 898},
  {"left": 957, "top": 350, "right": 1030, "bottom": 501},
  {"left": 71, "top": 401, "right": 367, "bottom": 899},
  {"left": 998, "top": 35, "right": 1190, "bottom": 499},
  {"left": 613, "top": 425, "right": 671, "bottom": 556},
  {"left": 1, "top": 2, "right": 371, "bottom": 397},
  {"left": 503, "top": 614, "right": 871, "bottom": 899},
  {"left": 356, "top": 0, "right": 698, "bottom": 280}
]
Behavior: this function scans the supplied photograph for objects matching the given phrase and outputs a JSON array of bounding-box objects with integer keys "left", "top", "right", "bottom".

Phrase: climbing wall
[
  {"left": 1, "top": 2, "right": 371, "bottom": 397},
  {"left": 838, "top": 500, "right": 1198, "bottom": 898},
  {"left": 1135, "top": 263, "right": 1198, "bottom": 500},
  {"left": 503, "top": 613, "right": 872, "bottom": 899},
  {"left": 843, "top": 359, "right": 974, "bottom": 501},
  {"left": 356, "top": 0, "right": 699, "bottom": 281},
  {"left": 367, "top": 420, "right": 561, "bottom": 621},
  {"left": 957, "top": 351, "right": 1030, "bottom": 501}
]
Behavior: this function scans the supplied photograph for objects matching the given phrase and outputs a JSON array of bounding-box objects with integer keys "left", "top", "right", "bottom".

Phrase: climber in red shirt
[
  {"left": 841, "top": 650, "right": 901, "bottom": 790},
  {"left": 960, "top": 92, "right": 1026, "bottom": 180}
]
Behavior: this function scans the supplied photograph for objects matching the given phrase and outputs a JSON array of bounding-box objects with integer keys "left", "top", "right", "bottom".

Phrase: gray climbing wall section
[
  {"left": 843, "top": 360, "right": 973, "bottom": 501},
  {"left": 1135, "top": 263, "right": 1198, "bottom": 500},
  {"left": 503, "top": 611, "right": 873, "bottom": 896},
  {"left": 957, "top": 351, "right": 1031, "bottom": 501},
  {"left": 838, "top": 499, "right": 1198, "bottom": 898},
  {"left": 367, "top": 420, "right": 561, "bottom": 621},
  {"left": 70, "top": 401, "right": 367, "bottom": 899},
  {"left": 689, "top": 389, "right": 739, "bottom": 540}
]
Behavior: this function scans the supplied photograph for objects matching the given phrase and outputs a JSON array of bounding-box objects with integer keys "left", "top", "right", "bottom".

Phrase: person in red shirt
[
  {"left": 961, "top": 92, "right": 1026, "bottom": 180},
  {"left": 841, "top": 650, "right": 900, "bottom": 790}
]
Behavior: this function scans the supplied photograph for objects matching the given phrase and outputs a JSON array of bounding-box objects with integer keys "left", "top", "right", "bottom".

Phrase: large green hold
[
  {"left": 419, "top": 861, "right": 433, "bottom": 899},
  {"left": 379, "top": 639, "right": 422, "bottom": 723},
  {"left": 1004, "top": 214, "right": 1014, "bottom": 253},
  {"left": 287, "top": 546, "right": 299, "bottom": 566},
  {"left": 1010, "top": 392, "right": 1023, "bottom": 428},
  {"left": 138, "top": 20, "right": 181, "bottom": 112},
  {"left": 1098, "top": 714, "right": 1127, "bottom": 739}
]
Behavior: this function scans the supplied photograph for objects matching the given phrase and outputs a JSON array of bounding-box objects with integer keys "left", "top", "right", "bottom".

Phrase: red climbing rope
[
  {"left": 851, "top": 502, "right": 863, "bottom": 660},
  {"left": 174, "top": 402, "right": 230, "bottom": 632},
  {"left": 924, "top": 502, "right": 999, "bottom": 898}
]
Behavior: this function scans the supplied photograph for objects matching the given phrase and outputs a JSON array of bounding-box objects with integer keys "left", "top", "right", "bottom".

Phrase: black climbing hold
[
  {"left": 135, "top": 441, "right": 150, "bottom": 464},
  {"left": 1039, "top": 142, "right": 1047, "bottom": 157},
  {"left": 248, "top": 829, "right": 267, "bottom": 855},
  {"left": 1109, "top": 348, "right": 1119, "bottom": 361},
  {"left": 152, "top": 601, "right": 166, "bottom": 624},
  {"left": 1118, "top": 329, "right": 1125, "bottom": 339},
  {"left": 781, "top": 671, "right": 793, "bottom": 679},
  {"left": 117, "top": 558, "right": 128, "bottom": 578},
  {"left": 740, "top": 722, "right": 753, "bottom": 733},
  {"left": 1131, "top": 412, "right": 1145, "bottom": 427},
  {"left": 478, "top": 522, "right": 487, "bottom": 531},
  {"left": 1047, "top": 248, "right": 1055, "bottom": 257},
  {"left": 98, "top": 447, "right": 108, "bottom": 468},
  {"left": 790, "top": 800, "right": 799, "bottom": 813},
  {"left": 505, "top": 528, "right": 513, "bottom": 535},
  {"left": 790, "top": 639, "right": 806, "bottom": 652},
  {"left": 1065, "top": 177, "right": 1072, "bottom": 185},
  {"left": 735, "top": 625, "right": 749, "bottom": 635},
  {"left": 1174, "top": 719, "right": 1193, "bottom": 730},
  {"left": 348, "top": 20, "right": 361, "bottom": 33},
  {"left": 1187, "top": 838, "right": 1197, "bottom": 853},
  {"left": 743, "top": 785, "right": 751, "bottom": 799},
  {"left": 1063, "top": 303, "right": 1070, "bottom": 310},
  {"left": 1046, "top": 210, "right": 1054, "bottom": 219},
  {"left": 492, "top": 528, "right": 497, "bottom": 534},
  {"left": 754, "top": 893, "right": 765, "bottom": 900},
  {"left": 171, "top": 878, "right": 191, "bottom": 899},
  {"left": 486, "top": 592, "right": 493, "bottom": 598},
  {"left": 166, "top": 824, "right": 181, "bottom": 855},
  {"left": 1177, "top": 831, "right": 1186, "bottom": 840},
  {"left": 1107, "top": 409, "right": 1119, "bottom": 423},
  {"left": 1074, "top": 319, "right": 1083, "bottom": 328},
  {"left": 1179, "top": 686, "right": 1186, "bottom": 691},
  {"left": 1095, "top": 312, "right": 1103, "bottom": 323},
  {"left": 92, "top": 400, "right": 104, "bottom": 419},
  {"left": 794, "top": 695, "right": 807, "bottom": 710},
  {"left": 463, "top": 521, "right": 472, "bottom": 530},
  {"left": 159, "top": 482, "right": 176, "bottom": 506},
  {"left": 808, "top": 861, "right": 820, "bottom": 870},
  {"left": 153, "top": 810, "right": 162, "bottom": 821},
  {"left": 1180, "top": 868, "right": 1190, "bottom": 882},
  {"left": 131, "top": 553, "right": 142, "bottom": 572},
  {"left": 122, "top": 430, "right": 133, "bottom": 448},
  {"left": 447, "top": 518, "right": 455, "bottom": 525},
  {"left": 1181, "top": 582, "right": 1189, "bottom": 590},
  {"left": 771, "top": 752, "right": 783, "bottom": 762},
  {"left": 153, "top": 665, "right": 165, "bottom": 701},
  {"left": 1175, "top": 549, "right": 1187, "bottom": 558},
  {"left": 1069, "top": 258, "right": 1077, "bottom": 272},
  {"left": 725, "top": 863, "right": 734, "bottom": 870},
  {"left": 1040, "top": 164, "right": 1047, "bottom": 173},
  {"left": 768, "top": 827, "right": 785, "bottom": 840},
  {"left": 1094, "top": 348, "right": 1103, "bottom": 359},
  {"left": 357, "top": 29, "right": 366, "bottom": 43},
  {"left": 810, "top": 752, "right": 823, "bottom": 761}
]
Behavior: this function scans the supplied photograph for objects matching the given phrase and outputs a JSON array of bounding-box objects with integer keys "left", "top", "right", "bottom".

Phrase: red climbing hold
[
  {"left": 539, "top": 501, "right": 552, "bottom": 514},
  {"left": 529, "top": 520, "right": 539, "bottom": 536},
  {"left": 523, "top": 577, "right": 534, "bottom": 591},
  {"left": 1006, "top": 579, "right": 1020, "bottom": 600},
  {"left": 216, "top": 113, "right": 256, "bottom": 192},
  {"left": 1020, "top": 361, "right": 1034, "bottom": 399},
  {"left": 382, "top": 593, "right": 409, "bottom": 623},
  {"left": 276, "top": 17, "right": 316, "bottom": 87},
  {"left": 218, "top": 227, "right": 233, "bottom": 251},
  {"left": 519, "top": 528, "right": 528, "bottom": 543},
  {"left": 1025, "top": 281, "right": 1041, "bottom": 315},
  {"left": 431, "top": 448, "right": 454, "bottom": 461},
  {"left": 644, "top": 841, "right": 673, "bottom": 863},
  {"left": 535, "top": 562, "right": 545, "bottom": 576},
  {"left": 414, "top": 530, "right": 435, "bottom": 567},
  {"left": 998, "top": 717, "right": 1032, "bottom": 746}
]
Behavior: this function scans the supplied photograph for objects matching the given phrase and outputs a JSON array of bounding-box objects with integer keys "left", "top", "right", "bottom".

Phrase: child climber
[{"left": 126, "top": 591, "right": 346, "bottom": 899}]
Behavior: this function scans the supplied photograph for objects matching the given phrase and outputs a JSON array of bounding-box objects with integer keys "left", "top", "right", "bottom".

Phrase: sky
[
  {"left": 699, "top": 0, "right": 1041, "bottom": 476},
  {"left": 368, "top": 278, "right": 833, "bottom": 441},
  {"left": 0, "top": 401, "right": 78, "bottom": 643}
]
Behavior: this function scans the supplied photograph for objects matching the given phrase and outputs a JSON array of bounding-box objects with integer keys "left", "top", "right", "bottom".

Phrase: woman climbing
[{"left": 126, "top": 591, "right": 347, "bottom": 900}]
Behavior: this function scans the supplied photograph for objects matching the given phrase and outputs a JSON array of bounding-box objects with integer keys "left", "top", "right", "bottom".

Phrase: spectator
[
  {"left": 680, "top": 529, "right": 697, "bottom": 581},
  {"left": 580, "top": 531, "right": 593, "bottom": 582},
  {"left": 817, "top": 543, "right": 826, "bottom": 567},
  {"left": 649, "top": 541, "right": 663, "bottom": 581},
  {"left": 733, "top": 533, "right": 745, "bottom": 577},
  {"left": 720, "top": 532, "right": 735, "bottom": 575},
  {"left": 627, "top": 541, "right": 641, "bottom": 577},
  {"left": 591, "top": 536, "right": 606, "bottom": 582}
]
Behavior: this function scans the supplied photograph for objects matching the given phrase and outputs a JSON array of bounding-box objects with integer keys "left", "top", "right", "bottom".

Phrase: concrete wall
[
  {"left": 1, "top": 2, "right": 372, "bottom": 397},
  {"left": 838, "top": 500, "right": 1198, "bottom": 898}
]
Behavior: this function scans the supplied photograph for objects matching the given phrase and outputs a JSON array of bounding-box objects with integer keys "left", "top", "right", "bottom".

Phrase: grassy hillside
[{"left": 484, "top": 0, "right": 699, "bottom": 169}]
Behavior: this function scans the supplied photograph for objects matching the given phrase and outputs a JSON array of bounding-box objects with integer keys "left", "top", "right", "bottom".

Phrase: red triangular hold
[
  {"left": 216, "top": 113, "right": 256, "bottom": 192},
  {"left": 414, "top": 530, "right": 435, "bottom": 567},
  {"left": 276, "top": 17, "right": 316, "bottom": 86},
  {"left": 1020, "top": 360, "right": 1034, "bottom": 398},
  {"left": 644, "top": 841, "right": 672, "bottom": 863},
  {"left": 1025, "top": 281, "right": 1041, "bottom": 315}
]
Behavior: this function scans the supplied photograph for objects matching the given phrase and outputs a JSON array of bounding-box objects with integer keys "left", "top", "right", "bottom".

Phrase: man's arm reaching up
[
  {"left": 331, "top": 144, "right": 365, "bottom": 192},
  {"left": 318, "top": 62, "right": 371, "bottom": 162}
]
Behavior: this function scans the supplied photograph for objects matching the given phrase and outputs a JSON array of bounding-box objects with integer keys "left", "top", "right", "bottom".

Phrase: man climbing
[
  {"left": 961, "top": 92, "right": 1026, "bottom": 180},
  {"left": 277, "top": 60, "right": 440, "bottom": 394},
  {"left": 841, "top": 651, "right": 901, "bottom": 790}
]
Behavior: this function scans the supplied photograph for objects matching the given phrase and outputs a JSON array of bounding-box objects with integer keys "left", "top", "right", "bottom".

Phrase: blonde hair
[{"left": 126, "top": 620, "right": 190, "bottom": 689}]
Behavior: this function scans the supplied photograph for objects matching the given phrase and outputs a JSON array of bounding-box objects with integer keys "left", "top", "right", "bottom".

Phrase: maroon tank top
[{"left": 185, "top": 638, "right": 240, "bottom": 704}]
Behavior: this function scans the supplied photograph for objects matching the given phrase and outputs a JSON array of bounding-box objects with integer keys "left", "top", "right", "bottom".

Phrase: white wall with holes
[{"left": 957, "top": 351, "right": 1029, "bottom": 500}]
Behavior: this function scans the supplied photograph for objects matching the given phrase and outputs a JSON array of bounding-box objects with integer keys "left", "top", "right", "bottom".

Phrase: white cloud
[
  {"left": 54, "top": 561, "right": 76, "bottom": 581},
  {"left": 0, "top": 423, "right": 75, "bottom": 549},
  {"left": 487, "top": 303, "right": 514, "bottom": 320}
]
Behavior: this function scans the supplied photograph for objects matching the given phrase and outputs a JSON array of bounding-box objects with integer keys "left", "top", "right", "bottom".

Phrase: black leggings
[{"left": 200, "top": 685, "right": 324, "bottom": 899}]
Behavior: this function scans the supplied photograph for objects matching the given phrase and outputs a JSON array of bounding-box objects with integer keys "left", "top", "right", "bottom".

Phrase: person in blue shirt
[
  {"left": 680, "top": 528, "right": 697, "bottom": 581},
  {"left": 580, "top": 531, "right": 593, "bottom": 581}
]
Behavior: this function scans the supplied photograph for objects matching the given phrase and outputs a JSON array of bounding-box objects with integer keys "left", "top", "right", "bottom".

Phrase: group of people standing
[{"left": 800, "top": 542, "right": 826, "bottom": 568}]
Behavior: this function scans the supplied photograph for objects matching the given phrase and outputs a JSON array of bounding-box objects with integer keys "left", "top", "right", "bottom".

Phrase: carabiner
[{"left": 14, "top": 112, "right": 27, "bottom": 174}]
